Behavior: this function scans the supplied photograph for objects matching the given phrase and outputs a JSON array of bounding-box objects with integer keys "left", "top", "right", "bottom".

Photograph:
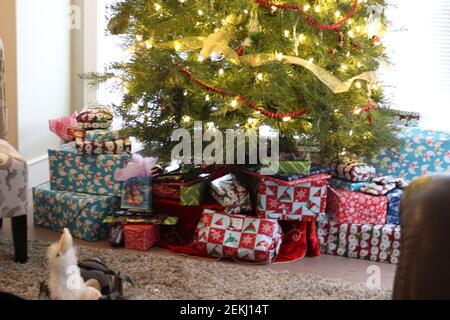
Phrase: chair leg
[{"left": 11, "top": 215, "right": 28, "bottom": 263}]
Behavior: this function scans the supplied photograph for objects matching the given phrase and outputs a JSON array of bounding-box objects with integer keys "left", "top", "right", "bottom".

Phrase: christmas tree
[{"left": 89, "top": 0, "right": 396, "bottom": 163}]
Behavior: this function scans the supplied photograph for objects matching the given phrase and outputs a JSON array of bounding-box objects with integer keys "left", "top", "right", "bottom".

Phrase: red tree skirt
[{"left": 155, "top": 198, "right": 321, "bottom": 263}]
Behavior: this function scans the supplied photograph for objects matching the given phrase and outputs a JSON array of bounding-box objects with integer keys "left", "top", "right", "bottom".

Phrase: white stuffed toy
[{"left": 47, "top": 228, "right": 102, "bottom": 300}]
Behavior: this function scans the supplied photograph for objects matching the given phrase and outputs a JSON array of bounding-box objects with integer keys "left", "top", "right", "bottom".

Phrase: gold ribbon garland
[{"left": 155, "top": 26, "right": 377, "bottom": 94}]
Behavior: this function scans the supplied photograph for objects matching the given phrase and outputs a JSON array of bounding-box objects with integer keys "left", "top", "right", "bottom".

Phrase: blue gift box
[
  {"left": 369, "top": 126, "right": 450, "bottom": 182},
  {"left": 121, "top": 176, "right": 152, "bottom": 211},
  {"left": 33, "top": 184, "right": 119, "bottom": 241},
  {"left": 328, "top": 178, "right": 368, "bottom": 192},
  {"left": 387, "top": 189, "right": 403, "bottom": 225},
  {"left": 49, "top": 143, "right": 130, "bottom": 196}
]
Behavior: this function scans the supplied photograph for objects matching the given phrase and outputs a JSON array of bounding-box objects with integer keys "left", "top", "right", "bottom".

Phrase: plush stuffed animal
[{"left": 47, "top": 228, "right": 102, "bottom": 300}]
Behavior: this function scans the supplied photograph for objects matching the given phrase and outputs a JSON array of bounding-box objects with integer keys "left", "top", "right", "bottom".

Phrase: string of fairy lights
[{"left": 122, "top": 0, "right": 383, "bottom": 127}]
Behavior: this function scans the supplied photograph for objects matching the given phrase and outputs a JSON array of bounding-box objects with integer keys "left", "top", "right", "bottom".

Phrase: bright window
[{"left": 383, "top": 0, "right": 450, "bottom": 131}]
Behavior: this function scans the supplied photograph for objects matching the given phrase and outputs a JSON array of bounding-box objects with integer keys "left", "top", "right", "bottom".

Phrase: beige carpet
[{"left": 0, "top": 239, "right": 391, "bottom": 300}]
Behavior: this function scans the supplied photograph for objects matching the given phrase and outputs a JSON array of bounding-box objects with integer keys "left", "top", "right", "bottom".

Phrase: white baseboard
[{"left": 27, "top": 154, "right": 49, "bottom": 187}]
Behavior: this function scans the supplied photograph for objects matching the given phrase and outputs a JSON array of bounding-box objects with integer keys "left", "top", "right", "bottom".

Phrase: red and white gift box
[
  {"left": 318, "top": 219, "right": 401, "bottom": 264},
  {"left": 327, "top": 187, "right": 387, "bottom": 225},
  {"left": 256, "top": 174, "right": 330, "bottom": 221},
  {"left": 124, "top": 224, "right": 160, "bottom": 251},
  {"left": 194, "top": 209, "right": 283, "bottom": 264}
]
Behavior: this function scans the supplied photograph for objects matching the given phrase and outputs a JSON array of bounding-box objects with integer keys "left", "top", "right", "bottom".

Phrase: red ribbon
[
  {"left": 179, "top": 67, "right": 309, "bottom": 119},
  {"left": 254, "top": 0, "right": 359, "bottom": 31}
]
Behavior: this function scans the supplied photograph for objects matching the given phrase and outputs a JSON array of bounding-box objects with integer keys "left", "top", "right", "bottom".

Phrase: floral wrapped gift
[
  {"left": 327, "top": 187, "right": 388, "bottom": 225},
  {"left": 194, "top": 209, "right": 283, "bottom": 264},
  {"left": 328, "top": 178, "right": 368, "bottom": 192},
  {"left": 124, "top": 224, "right": 160, "bottom": 251},
  {"left": 69, "top": 128, "right": 123, "bottom": 142},
  {"left": 318, "top": 219, "right": 401, "bottom": 265},
  {"left": 368, "top": 126, "right": 450, "bottom": 182},
  {"left": 331, "top": 160, "right": 376, "bottom": 182},
  {"left": 33, "top": 184, "right": 119, "bottom": 241},
  {"left": 256, "top": 173, "right": 330, "bottom": 221},
  {"left": 76, "top": 104, "right": 113, "bottom": 129},
  {"left": 391, "top": 109, "right": 421, "bottom": 127},
  {"left": 209, "top": 174, "right": 252, "bottom": 215},
  {"left": 75, "top": 137, "right": 132, "bottom": 155},
  {"left": 49, "top": 142, "right": 130, "bottom": 196}
]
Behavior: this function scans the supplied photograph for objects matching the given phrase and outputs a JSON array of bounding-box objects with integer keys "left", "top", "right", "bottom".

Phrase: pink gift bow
[
  {"left": 48, "top": 112, "right": 79, "bottom": 141},
  {"left": 115, "top": 154, "right": 159, "bottom": 181}
]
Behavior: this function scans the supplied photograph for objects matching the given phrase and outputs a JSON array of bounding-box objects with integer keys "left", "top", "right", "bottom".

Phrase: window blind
[{"left": 383, "top": 0, "right": 450, "bottom": 131}]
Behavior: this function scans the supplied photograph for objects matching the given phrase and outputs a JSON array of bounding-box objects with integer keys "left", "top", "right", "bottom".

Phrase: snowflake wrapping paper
[
  {"left": 49, "top": 143, "right": 130, "bottom": 196},
  {"left": 318, "top": 219, "right": 401, "bottom": 264},
  {"left": 194, "top": 209, "right": 283, "bottom": 264},
  {"left": 257, "top": 174, "right": 330, "bottom": 221},
  {"left": 33, "top": 184, "right": 119, "bottom": 241},
  {"left": 369, "top": 126, "right": 450, "bottom": 182},
  {"left": 124, "top": 224, "right": 160, "bottom": 251},
  {"left": 327, "top": 187, "right": 388, "bottom": 225}
]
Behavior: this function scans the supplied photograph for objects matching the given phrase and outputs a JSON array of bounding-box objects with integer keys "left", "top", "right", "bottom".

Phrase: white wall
[{"left": 16, "top": 0, "right": 72, "bottom": 161}]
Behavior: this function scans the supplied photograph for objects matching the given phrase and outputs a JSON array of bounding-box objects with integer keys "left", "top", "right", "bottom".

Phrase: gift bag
[
  {"left": 194, "top": 209, "right": 283, "bottom": 264},
  {"left": 121, "top": 177, "right": 152, "bottom": 212}
]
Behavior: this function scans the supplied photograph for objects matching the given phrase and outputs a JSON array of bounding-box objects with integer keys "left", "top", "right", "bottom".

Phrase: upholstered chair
[
  {"left": 393, "top": 174, "right": 450, "bottom": 299},
  {"left": 0, "top": 38, "right": 28, "bottom": 263}
]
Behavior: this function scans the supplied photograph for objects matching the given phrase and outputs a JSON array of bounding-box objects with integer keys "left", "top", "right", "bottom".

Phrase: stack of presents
[{"left": 33, "top": 108, "right": 449, "bottom": 265}]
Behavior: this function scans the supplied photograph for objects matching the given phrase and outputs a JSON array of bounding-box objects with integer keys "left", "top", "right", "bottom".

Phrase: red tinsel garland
[
  {"left": 254, "top": 0, "right": 359, "bottom": 31},
  {"left": 179, "top": 68, "right": 309, "bottom": 119}
]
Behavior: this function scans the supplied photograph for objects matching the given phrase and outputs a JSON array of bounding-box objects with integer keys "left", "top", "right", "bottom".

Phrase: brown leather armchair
[{"left": 393, "top": 174, "right": 450, "bottom": 299}]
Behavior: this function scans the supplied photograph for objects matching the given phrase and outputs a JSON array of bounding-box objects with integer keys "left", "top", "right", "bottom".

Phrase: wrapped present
[
  {"left": 121, "top": 177, "right": 152, "bottom": 211},
  {"left": 33, "top": 185, "right": 119, "bottom": 241},
  {"left": 278, "top": 161, "right": 311, "bottom": 175},
  {"left": 391, "top": 110, "right": 421, "bottom": 127},
  {"left": 368, "top": 127, "right": 450, "bottom": 182},
  {"left": 194, "top": 209, "right": 283, "bottom": 264},
  {"left": 318, "top": 219, "right": 401, "bottom": 264},
  {"left": 77, "top": 104, "right": 113, "bottom": 129},
  {"left": 75, "top": 137, "right": 132, "bottom": 155},
  {"left": 331, "top": 160, "right": 376, "bottom": 182},
  {"left": 327, "top": 187, "right": 388, "bottom": 225},
  {"left": 209, "top": 174, "right": 252, "bottom": 215},
  {"left": 180, "top": 181, "right": 206, "bottom": 206},
  {"left": 271, "top": 164, "right": 331, "bottom": 182},
  {"left": 124, "top": 224, "right": 160, "bottom": 251},
  {"left": 329, "top": 178, "right": 368, "bottom": 192},
  {"left": 69, "top": 128, "right": 123, "bottom": 142},
  {"left": 49, "top": 143, "right": 130, "bottom": 196},
  {"left": 387, "top": 189, "right": 403, "bottom": 225},
  {"left": 256, "top": 173, "right": 330, "bottom": 221}
]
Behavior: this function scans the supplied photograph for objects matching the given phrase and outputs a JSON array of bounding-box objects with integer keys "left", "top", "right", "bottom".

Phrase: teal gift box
[
  {"left": 33, "top": 185, "right": 119, "bottom": 241},
  {"left": 49, "top": 143, "right": 130, "bottom": 196},
  {"left": 368, "top": 126, "right": 450, "bottom": 182}
]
